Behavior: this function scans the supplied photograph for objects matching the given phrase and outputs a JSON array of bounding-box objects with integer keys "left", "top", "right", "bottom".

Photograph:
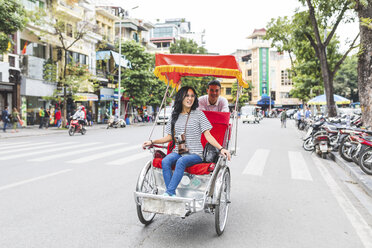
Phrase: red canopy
[{"left": 154, "top": 54, "right": 249, "bottom": 88}]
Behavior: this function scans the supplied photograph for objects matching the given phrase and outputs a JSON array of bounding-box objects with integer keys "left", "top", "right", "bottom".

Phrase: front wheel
[
  {"left": 136, "top": 164, "right": 157, "bottom": 225},
  {"left": 359, "top": 148, "right": 372, "bottom": 175},
  {"left": 215, "top": 169, "right": 231, "bottom": 236},
  {"left": 68, "top": 127, "right": 74, "bottom": 136},
  {"left": 339, "top": 139, "right": 353, "bottom": 162}
]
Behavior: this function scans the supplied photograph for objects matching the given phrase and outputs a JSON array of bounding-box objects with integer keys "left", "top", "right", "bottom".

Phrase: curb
[{"left": 329, "top": 152, "right": 372, "bottom": 198}]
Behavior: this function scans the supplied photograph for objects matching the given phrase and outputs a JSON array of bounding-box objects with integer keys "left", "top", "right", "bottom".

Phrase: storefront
[{"left": 74, "top": 93, "right": 98, "bottom": 121}]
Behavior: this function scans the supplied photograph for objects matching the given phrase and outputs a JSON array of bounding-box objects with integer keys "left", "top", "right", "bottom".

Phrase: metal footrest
[{"left": 135, "top": 192, "right": 201, "bottom": 217}]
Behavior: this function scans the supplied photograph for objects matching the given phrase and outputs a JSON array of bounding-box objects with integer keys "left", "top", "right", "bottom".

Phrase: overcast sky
[{"left": 107, "top": 0, "right": 359, "bottom": 55}]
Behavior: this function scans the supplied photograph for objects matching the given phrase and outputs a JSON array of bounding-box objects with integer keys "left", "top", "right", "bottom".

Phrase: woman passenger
[{"left": 142, "top": 86, "right": 231, "bottom": 197}]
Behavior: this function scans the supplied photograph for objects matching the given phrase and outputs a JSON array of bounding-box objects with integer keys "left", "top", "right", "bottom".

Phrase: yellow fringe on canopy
[{"left": 154, "top": 65, "right": 249, "bottom": 88}]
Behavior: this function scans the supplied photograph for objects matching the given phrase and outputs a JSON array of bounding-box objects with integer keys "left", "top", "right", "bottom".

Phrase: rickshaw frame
[{"left": 134, "top": 53, "right": 248, "bottom": 236}]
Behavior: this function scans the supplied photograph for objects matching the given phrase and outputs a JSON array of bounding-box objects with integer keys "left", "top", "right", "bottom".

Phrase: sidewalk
[
  {"left": 0, "top": 122, "right": 153, "bottom": 139},
  {"left": 329, "top": 152, "right": 372, "bottom": 198}
]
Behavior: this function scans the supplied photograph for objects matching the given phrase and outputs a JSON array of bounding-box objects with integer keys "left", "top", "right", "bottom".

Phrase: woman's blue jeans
[{"left": 161, "top": 152, "right": 202, "bottom": 196}]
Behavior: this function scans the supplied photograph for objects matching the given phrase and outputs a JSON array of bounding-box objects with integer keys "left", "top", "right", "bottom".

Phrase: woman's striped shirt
[{"left": 166, "top": 110, "right": 212, "bottom": 158}]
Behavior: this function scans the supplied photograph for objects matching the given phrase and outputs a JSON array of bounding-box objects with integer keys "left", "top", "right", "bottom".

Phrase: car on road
[
  {"left": 241, "top": 105, "right": 260, "bottom": 124},
  {"left": 156, "top": 106, "right": 173, "bottom": 125}
]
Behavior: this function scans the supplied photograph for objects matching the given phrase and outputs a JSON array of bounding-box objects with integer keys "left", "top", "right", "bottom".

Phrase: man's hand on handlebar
[{"left": 142, "top": 140, "right": 152, "bottom": 149}]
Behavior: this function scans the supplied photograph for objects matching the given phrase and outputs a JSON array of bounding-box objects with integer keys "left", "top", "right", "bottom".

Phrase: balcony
[{"left": 56, "top": 0, "right": 84, "bottom": 21}]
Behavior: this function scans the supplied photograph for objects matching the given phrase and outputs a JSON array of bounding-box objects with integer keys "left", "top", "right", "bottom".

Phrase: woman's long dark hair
[{"left": 171, "top": 86, "right": 199, "bottom": 145}]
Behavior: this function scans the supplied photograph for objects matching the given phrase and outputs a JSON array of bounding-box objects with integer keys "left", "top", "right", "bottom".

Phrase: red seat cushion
[{"left": 152, "top": 158, "right": 214, "bottom": 175}]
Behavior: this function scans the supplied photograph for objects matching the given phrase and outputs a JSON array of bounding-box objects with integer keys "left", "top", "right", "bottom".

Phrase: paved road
[{"left": 0, "top": 119, "right": 371, "bottom": 247}]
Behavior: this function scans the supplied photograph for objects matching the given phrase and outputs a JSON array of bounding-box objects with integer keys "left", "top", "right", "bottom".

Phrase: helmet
[{"left": 81, "top": 106, "right": 85, "bottom": 110}]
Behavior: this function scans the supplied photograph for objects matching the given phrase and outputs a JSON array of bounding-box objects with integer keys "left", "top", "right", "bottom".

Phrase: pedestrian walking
[
  {"left": 39, "top": 107, "right": 45, "bottom": 129},
  {"left": 11, "top": 107, "right": 21, "bottom": 133},
  {"left": 86, "top": 111, "right": 92, "bottom": 126},
  {"left": 55, "top": 107, "right": 62, "bottom": 128},
  {"left": 1, "top": 106, "right": 10, "bottom": 132},
  {"left": 280, "top": 109, "right": 287, "bottom": 128},
  {"left": 44, "top": 108, "right": 50, "bottom": 129}
]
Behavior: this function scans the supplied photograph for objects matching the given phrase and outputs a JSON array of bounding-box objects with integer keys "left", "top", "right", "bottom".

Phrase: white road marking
[
  {"left": 0, "top": 142, "right": 78, "bottom": 160},
  {"left": 0, "top": 142, "right": 52, "bottom": 152},
  {"left": 0, "top": 169, "right": 72, "bottom": 192},
  {"left": 28, "top": 143, "right": 125, "bottom": 162},
  {"left": 243, "top": 149, "right": 270, "bottom": 176},
  {"left": 0, "top": 141, "right": 31, "bottom": 147},
  {"left": 0, "top": 142, "right": 74, "bottom": 155},
  {"left": 288, "top": 151, "right": 313, "bottom": 181},
  {"left": 66, "top": 144, "right": 141, "bottom": 164},
  {"left": 312, "top": 155, "right": 372, "bottom": 248},
  {"left": 106, "top": 152, "right": 150, "bottom": 165}
]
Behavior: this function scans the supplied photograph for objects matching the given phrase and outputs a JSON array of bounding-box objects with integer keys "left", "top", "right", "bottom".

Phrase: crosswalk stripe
[
  {"left": 0, "top": 141, "right": 31, "bottom": 147},
  {"left": 243, "top": 149, "right": 270, "bottom": 176},
  {"left": 0, "top": 169, "right": 73, "bottom": 192},
  {"left": 288, "top": 151, "right": 313, "bottom": 181},
  {"left": 28, "top": 143, "right": 124, "bottom": 162},
  {"left": 106, "top": 152, "right": 150, "bottom": 165},
  {"left": 66, "top": 144, "right": 141, "bottom": 164},
  {"left": 0, "top": 142, "right": 52, "bottom": 152},
  {"left": 0, "top": 142, "right": 73, "bottom": 155},
  {"left": 0, "top": 142, "right": 78, "bottom": 160}
]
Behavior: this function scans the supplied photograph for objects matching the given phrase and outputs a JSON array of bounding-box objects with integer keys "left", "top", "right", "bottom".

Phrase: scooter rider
[{"left": 73, "top": 106, "right": 86, "bottom": 130}]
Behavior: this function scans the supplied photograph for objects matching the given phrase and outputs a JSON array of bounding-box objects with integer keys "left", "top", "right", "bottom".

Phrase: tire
[
  {"left": 359, "top": 148, "right": 372, "bottom": 175},
  {"left": 136, "top": 165, "right": 157, "bottom": 225},
  {"left": 321, "top": 153, "right": 327, "bottom": 159},
  {"left": 81, "top": 128, "right": 86, "bottom": 135},
  {"left": 303, "top": 138, "right": 314, "bottom": 151},
  {"left": 215, "top": 169, "right": 231, "bottom": 236},
  {"left": 339, "top": 139, "right": 353, "bottom": 162},
  {"left": 106, "top": 125, "right": 110, "bottom": 129},
  {"left": 68, "top": 127, "right": 74, "bottom": 136}
]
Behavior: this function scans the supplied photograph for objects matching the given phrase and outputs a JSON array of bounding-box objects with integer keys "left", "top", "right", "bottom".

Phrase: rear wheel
[
  {"left": 136, "top": 165, "right": 157, "bottom": 225},
  {"left": 303, "top": 138, "right": 314, "bottom": 151},
  {"left": 81, "top": 127, "right": 86, "bottom": 135},
  {"left": 359, "top": 148, "right": 372, "bottom": 175},
  {"left": 215, "top": 169, "right": 231, "bottom": 236},
  {"left": 321, "top": 153, "right": 327, "bottom": 159}
]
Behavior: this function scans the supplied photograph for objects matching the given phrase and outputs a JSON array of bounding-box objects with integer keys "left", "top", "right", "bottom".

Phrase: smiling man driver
[{"left": 198, "top": 80, "right": 229, "bottom": 112}]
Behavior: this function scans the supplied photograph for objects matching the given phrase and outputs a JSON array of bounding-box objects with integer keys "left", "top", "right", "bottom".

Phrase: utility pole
[{"left": 118, "top": 17, "right": 122, "bottom": 117}]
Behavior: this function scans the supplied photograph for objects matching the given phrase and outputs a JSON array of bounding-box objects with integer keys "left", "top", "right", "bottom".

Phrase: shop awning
[
  {"left": 96, "top": 50, "right": 131, "bottom": 68},
  {"left": 75, "top": 93, "right": 99, "bottom": 101}
]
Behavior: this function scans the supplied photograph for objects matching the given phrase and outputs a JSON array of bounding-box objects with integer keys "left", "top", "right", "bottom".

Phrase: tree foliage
[
  {"left": 232, "top": 81, "right": 251, "bottom": 109},
  {"left": 119, "top": 41, "right": 166, "bottom": 107},
  {"left": 333, "top": 55, "right": 358, "bottom": 102},
  {"left": 0, "top": 0, "right": 28, "bottom": 53},
  {"left": 170, "top": 39, "right": 207, "bottom": 54}
]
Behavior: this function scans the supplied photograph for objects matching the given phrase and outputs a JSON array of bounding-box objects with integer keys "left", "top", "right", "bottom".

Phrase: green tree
[
  {"left": 334, "top": 55, "right": 358, "bottom": 102},
  {"left": 170, "top": 39, "right": 207, "bottom": 54},
  {"left": 298, "top": 0, "right": 359, "bottom": 116},
  {"left": 120, "top": 41, "right": 164, "bottom": 108},
  {"left": 0, "top": 0, "right": 28, "bottom": 53}
]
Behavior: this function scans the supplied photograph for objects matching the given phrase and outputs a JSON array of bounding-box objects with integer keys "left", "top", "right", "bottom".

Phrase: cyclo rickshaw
[{"left": 134, "top": 54, "right": 248, "bottom": 236}]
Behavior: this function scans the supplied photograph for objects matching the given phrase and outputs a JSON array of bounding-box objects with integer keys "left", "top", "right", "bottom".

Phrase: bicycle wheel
[
  {"left": 136, "top": 164, "right": 157, "bottom": 225},
  {"left": 215, "top": 169, "right": 231, "bottom": 236}
]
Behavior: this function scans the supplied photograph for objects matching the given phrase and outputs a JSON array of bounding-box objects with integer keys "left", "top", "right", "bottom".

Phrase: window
[
  {"left": 281, "top": 70, "right": 292, "bottom": 86},
  {"left": 280, "top": 92, "right": 290, "bottom": 99},
  {"left": 133, "top": 32, "right": 139, "bottom": 42},
  {"left": 247, "top": 69, "right": 252, "bottom": 76},
  {"left": 153, "top": 27, "right": 175, "bottom": 38},
  {"left": 0, "top": 54, "right": 3, "bottom": 62},
  {"left": 107, "top": 27, "right": 112, "bottom": 41},
  {"left": 226, "top": 87, "right": 232, "bottom": 95},
  {"left": 66, "top": 24, "right": 73, "bottom": 37},
  {"left": 20, "top": 39, "right": 46, "bottom": 59}
]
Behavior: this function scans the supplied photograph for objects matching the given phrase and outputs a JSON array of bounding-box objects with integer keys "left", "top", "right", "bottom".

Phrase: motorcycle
[
  {"left": 313, "top": 131, "right": 331, "bottom": 159},
  {"left": 68, "top": 117, "right": 86, "bottom": 136},
  {"left": 358, "top": 137, "right": 372, "bottom": 175},
  {"left": 107, "top": 115, "right": 126, "bottom": 129}
]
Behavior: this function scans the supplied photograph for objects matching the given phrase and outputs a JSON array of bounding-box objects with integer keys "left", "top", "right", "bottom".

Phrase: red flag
[{"left": 22, "top": 41, "right": 28, "bottom": 55}]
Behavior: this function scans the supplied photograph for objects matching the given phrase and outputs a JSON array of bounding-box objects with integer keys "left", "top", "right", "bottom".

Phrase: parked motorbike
[
  {"left": 107, "top": 115, "right": 126, "bottom": 129},
  {"left": 313, "top": 131, "right": 331, "bottom": 159},
  {"left": 358, "top": 137, "right": 372, "bottom": 175},
  {"left": 68, "top": 117, "right": 86, "bottom": 136}
]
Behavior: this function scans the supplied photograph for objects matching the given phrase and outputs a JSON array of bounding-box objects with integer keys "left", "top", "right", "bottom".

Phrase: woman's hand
[
  {"left": 220, "top": 148, "right": 231, "bottom": 161},
  {"left": 142, "top": 140, "right": 152, "bottom": 149}
]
